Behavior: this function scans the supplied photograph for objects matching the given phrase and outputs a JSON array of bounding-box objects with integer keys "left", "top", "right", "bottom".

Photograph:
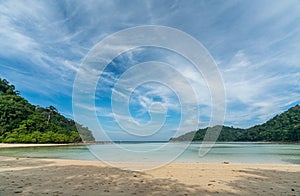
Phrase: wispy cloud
[{"left": 0, "top": 0, "right": 299, "bottom": 140}]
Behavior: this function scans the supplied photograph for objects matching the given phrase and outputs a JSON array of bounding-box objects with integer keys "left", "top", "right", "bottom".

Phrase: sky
[{"left": 0, "top": 0, "right": 299, "bottom": 141}]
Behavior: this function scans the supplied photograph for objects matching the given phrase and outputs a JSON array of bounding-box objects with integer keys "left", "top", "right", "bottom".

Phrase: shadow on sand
[
  {"left": 227, "top": 168, "right": 299, "bottom": 195},
  {"left": 0, "top": 157, "right": 299, "bottom": 195}
]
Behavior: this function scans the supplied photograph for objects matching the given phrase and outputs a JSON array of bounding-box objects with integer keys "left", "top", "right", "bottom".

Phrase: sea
[{"left": 0, "top": 142, "right": 299, "bottom": 165}]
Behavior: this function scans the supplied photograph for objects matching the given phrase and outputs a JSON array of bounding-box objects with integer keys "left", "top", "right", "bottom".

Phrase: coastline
[
  {"left": 1, "top": 141, "right": 299, "bottom": 149},
  {"left": 0, "top": 143, "right": 87, "bottom": 148},
  {"left": 171, "top": 141, "right": 300, "bottom": 144},
  {"left": 0, "top": 156, "right": 299, "bottom": 195}
]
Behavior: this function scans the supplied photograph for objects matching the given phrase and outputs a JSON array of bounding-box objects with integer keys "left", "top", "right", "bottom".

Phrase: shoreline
[
  {"left": 0, "top": 143, "right": 87, "bottom": 148},
  {"left": 171, "top": 141, "right": 300, "bottom": 144},
  {"left": 0, "top": 156, "right": 299, "bottom": 195},
  {"left": 1, "top": 140, "right": 299, "bottom": 148}
]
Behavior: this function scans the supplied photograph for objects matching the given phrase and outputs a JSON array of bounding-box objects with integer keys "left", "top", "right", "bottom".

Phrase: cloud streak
[{"left": 0, "top": 0, "right": 299, "bottom": 140}]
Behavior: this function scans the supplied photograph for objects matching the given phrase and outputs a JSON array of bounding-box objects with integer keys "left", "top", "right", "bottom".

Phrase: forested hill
[
  {"left": 0, "top": 78, "right": 95, "bottom": 143},
  {"left": 170, "top": 105, "right": 300, "bottom": 142}
]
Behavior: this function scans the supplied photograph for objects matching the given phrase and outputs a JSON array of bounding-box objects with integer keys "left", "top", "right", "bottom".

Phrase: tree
[
  {"left": 0, "top": 78, "right": 95, "bottom": 143},
  {"left": 46, "top": 105, "right": 57, "bottom": 126},
  {"left": 171, "top": 105, "right": 300, "bottom": 142}
]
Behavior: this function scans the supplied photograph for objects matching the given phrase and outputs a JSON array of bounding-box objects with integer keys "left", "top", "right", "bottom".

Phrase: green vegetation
[
  {"left": 0, "top": 78, "right": 95, "bottom": 143},
  {"left": 1, "top": 78, "right": 298, "bottom": 143},
  {"left": 171, "top": 105, "right": 300, "bottom": 142}
]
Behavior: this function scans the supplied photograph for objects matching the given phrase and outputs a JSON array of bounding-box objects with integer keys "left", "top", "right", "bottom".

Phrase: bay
[{"left": 0, "top": 142, "right": 299, "bottom": 164}]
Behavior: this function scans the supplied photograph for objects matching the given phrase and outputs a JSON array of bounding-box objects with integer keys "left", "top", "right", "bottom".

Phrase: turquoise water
[{"left": 0, "top": 142, "right": 299, "bottom": 164}]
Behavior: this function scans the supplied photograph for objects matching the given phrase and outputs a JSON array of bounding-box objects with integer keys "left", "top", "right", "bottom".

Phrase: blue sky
[{"left": 0, "top": 0, "right": 299, "bottom": 141}]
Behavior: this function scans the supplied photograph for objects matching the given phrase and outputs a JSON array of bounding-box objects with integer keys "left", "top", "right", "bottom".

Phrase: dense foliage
[
  {"left": 171, "top": 105, "right": 300, "bottom": 142},
  {"left": 0, "top": 78, "right": 95, "bottom": 143}
]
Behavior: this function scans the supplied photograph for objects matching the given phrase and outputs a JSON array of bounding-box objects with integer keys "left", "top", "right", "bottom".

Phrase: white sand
[
  {"left": 0, "top": 143, "right": 77, "bottom": 148},
  {"left": 0, "top": 156, "right": 299, "bottom": 195}
]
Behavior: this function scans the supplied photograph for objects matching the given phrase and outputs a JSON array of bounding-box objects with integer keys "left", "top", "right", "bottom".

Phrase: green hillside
[
  {"left": 170, "top": 105, "right": 300, "bottom": 142},
  {"left": 0, "top": 78, "right": 95, "bottom": 143}
]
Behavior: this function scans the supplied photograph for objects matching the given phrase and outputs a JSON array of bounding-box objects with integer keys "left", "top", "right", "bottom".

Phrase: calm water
[{"left": 0, "top": 142, "right": 299, "bottom": 164}]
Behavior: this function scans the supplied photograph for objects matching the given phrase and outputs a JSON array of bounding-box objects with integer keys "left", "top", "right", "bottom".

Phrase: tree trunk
[{"left": 47, "top": 111, "right": 51, "bottom": 126}]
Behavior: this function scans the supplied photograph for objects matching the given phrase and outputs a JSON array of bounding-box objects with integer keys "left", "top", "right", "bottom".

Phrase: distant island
[
  {"left": 170, "top": 105, "right": 300, "bottom": 142},
  {"left": 0, "top": 78, "right": 95, "bottom": 143}
]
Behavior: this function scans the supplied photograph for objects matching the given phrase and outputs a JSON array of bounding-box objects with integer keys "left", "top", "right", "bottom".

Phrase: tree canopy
[
  {"left": 171, "top": 105, "right": 300, "bottom": 142},
  {"left": 0, "top": 78, "right": 95, "bottom": 143}
]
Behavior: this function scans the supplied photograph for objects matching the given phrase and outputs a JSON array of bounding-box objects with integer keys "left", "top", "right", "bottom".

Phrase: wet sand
[{"left": 0, "top": 156, "right": 299, "bottom": 195}]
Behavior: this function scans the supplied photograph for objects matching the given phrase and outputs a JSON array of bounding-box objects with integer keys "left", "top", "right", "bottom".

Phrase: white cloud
[
  {"left": 220, "top": 50, "right": 300, "bottom": 127},
  {"left": 1, "top": 0, "right": 299, "bottom": 137}
]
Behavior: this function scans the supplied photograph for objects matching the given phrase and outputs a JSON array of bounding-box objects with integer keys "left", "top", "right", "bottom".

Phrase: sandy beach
[
  {"left": 0, "top": 143, "right": 84, "bottom": 148},
  {"left": 0, "top": 155, "right": 299, "bottom": 196}
]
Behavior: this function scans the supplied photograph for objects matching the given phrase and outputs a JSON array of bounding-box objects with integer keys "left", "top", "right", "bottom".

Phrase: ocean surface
[{"left": 0, "top": 142, "right": 299, "bottom": 164}]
